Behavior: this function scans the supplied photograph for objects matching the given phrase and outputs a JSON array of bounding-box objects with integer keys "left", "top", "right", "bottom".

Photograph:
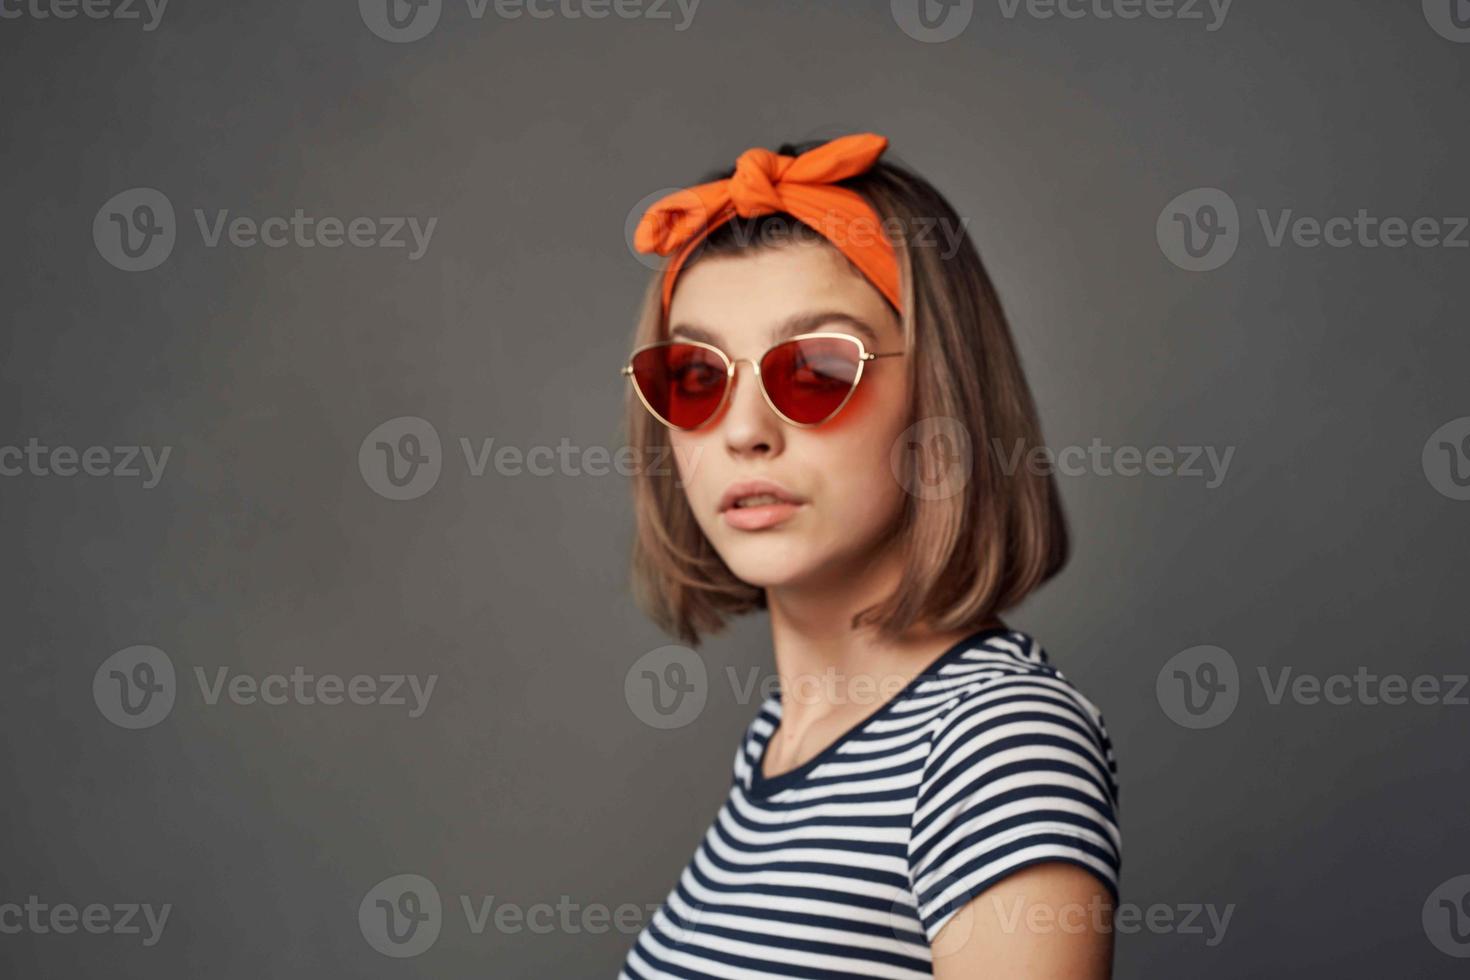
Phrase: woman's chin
[{"left": 721, "top": 549, "right": 817, "bottom": 591}]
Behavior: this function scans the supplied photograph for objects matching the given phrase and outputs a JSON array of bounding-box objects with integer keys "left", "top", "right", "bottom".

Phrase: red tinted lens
[
  {"left": 760, "top": 337, "right": 863, "bottom": 425},
  {"left": 630, "top": 343, "right": 729, "bottom": 429}
]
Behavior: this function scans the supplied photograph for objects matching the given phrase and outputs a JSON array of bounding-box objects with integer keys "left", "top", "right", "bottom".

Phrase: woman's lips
[{"left": 721, "top": 501, "right": 804, "bottom": 530}]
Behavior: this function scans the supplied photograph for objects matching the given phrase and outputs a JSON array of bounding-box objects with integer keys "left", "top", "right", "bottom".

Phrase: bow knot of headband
[{"left": 633, "top": 133, "right": 903, "bottom": 316}]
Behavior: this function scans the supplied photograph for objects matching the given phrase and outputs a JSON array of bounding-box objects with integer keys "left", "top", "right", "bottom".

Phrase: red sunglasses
[{"left": 622, "top": 332, "right": 906, "bottom": 431}]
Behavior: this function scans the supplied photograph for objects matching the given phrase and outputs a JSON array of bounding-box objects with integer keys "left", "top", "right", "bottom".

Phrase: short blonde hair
[{"left": 622, "top": 141, "right": 1068, "bottom": 646}]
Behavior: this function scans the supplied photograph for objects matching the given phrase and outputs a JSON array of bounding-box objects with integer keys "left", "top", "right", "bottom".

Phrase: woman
[{"left": 618, "top": 133, "right": 1121, "bottom": 978}]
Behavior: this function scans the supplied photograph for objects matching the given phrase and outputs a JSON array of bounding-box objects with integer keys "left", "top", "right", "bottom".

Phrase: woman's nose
[{"left": 720, "top": 359, "right": 782, "bottom": 455}]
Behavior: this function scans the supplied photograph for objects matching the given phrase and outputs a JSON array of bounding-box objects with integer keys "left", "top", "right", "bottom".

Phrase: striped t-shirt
[{"left": 619, "top": 626, "right": 1122, "bottom": 979}]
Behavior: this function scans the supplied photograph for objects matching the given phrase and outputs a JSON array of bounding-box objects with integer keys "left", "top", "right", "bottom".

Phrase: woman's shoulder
[
  {"left": 919, "top": 628, "right": 1113, "bottom": 743},
  {"left": 907, "top": 628, "right": 1123, "bottom": 940},
  {"left": 912, "top": 627, "right": 1120, "bottom": 821}
]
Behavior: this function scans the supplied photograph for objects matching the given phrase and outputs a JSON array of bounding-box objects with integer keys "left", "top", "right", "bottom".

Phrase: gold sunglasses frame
[{"left": 621, "top": 331, "right": 906, "bottom": 431}]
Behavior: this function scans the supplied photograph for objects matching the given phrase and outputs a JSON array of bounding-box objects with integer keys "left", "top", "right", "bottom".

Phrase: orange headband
[{"left": 632, "top": 133, "right": 902, "bottom": 318}]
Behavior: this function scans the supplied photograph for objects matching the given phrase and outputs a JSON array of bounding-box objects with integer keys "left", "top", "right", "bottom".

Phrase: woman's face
[{"left": 666, "top": 240, "right": 912, "bottom": 592}]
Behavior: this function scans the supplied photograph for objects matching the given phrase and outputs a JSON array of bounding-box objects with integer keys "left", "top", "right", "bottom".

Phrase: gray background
[{"left": 3, "top": 0, "right": 1468, "bottom": 976}]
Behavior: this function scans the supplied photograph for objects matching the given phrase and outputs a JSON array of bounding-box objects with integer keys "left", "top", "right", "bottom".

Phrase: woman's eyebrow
[
  {"left": 668, "top": 323, "right": 720, "bottom": 344},
  {"left": 669, "top": 311, "right": 882, "bottom": 347},
  {"left": 772, "top": 311, "right": 881, "bottom": 347}
]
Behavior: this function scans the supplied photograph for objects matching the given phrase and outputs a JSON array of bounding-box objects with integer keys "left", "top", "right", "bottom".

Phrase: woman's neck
[{"left": 763, "top": 544, "right": 995, "bottom": 738}]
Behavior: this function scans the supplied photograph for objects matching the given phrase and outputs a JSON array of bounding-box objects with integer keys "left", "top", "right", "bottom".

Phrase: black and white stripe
[{"left": 620, "top": 626, "right": 1121, "bottom": 979}]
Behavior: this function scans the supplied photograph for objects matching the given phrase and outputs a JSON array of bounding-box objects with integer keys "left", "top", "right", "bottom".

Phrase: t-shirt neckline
[{"left": 745, "top": 625, "right": 1012, "bottom": 800}]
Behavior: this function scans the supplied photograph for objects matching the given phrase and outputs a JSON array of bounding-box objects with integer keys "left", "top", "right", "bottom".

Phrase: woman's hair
[{"left": 623, "top": 138, "right": 1069, "bottom": 646}]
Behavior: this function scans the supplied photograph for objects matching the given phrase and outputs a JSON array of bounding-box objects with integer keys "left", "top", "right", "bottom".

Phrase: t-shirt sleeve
[{"left": 906, "top": 670, "right": 1123, "bottom": 943}]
